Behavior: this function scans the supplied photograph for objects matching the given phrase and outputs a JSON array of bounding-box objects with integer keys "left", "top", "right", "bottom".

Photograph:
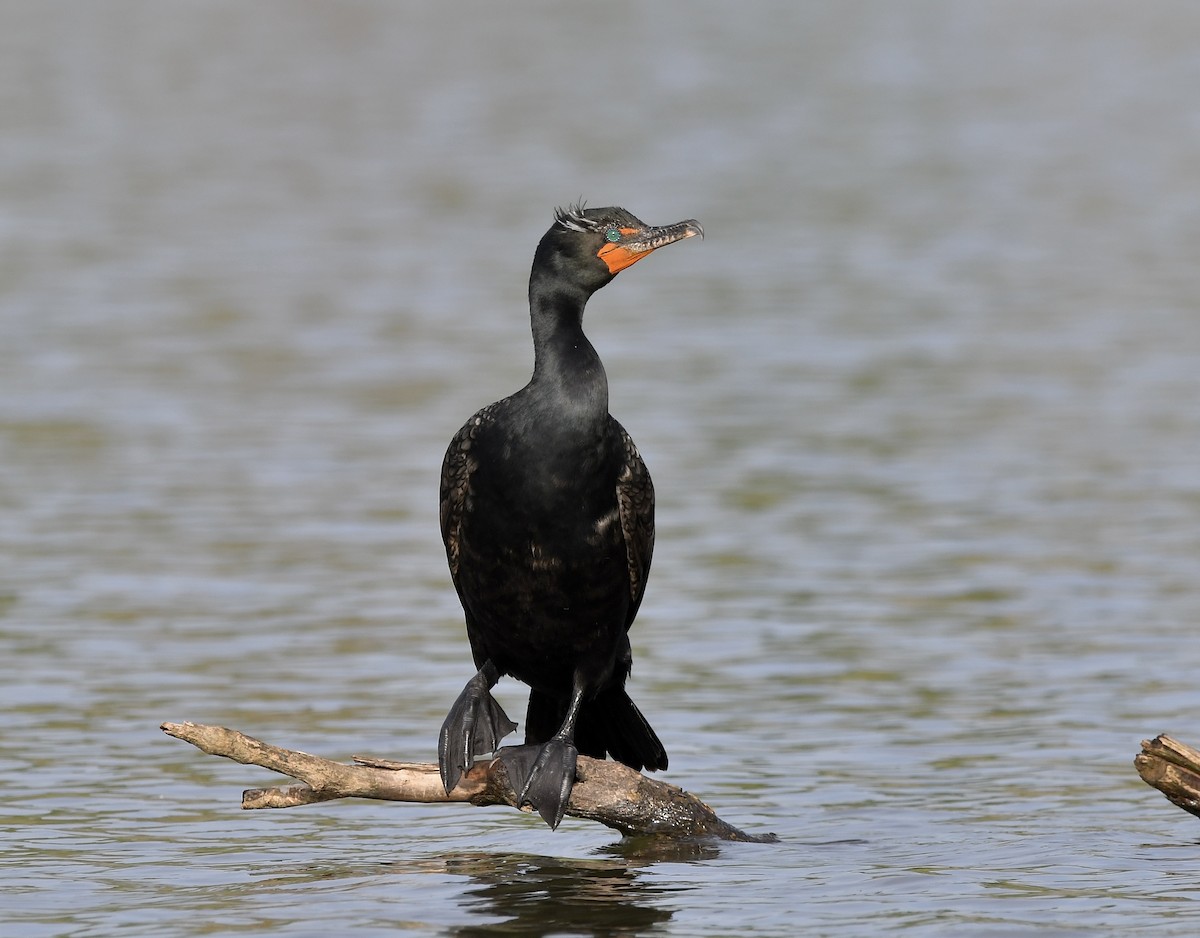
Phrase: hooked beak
[{"left": 597, "top": 218, "right": 704, "bottom": 274}]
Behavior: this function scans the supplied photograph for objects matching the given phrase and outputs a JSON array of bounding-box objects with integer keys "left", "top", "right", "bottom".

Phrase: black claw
[
  {"left": 438, "top": 671, "right": 517, "bottom": 793},
  {"left": 497, "top": 738, "right": 578, "bottom": 830}
]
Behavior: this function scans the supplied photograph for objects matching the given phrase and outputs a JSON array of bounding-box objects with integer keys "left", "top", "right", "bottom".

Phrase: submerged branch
[
  {"left": 1136, "top": 734, "right": 1200, "bottom": 820},
  {"left": 161, "top": 721, "right": 774, "bottom": 843}
]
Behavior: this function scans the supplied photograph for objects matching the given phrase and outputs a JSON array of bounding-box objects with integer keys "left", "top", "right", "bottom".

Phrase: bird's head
[{"left": 533, "top": 203, "right": 703, "bottom": 293}]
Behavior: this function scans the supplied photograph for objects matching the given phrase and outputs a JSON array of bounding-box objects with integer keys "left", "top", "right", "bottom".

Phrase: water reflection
[
  {"left": 445, "top": 852, "right": 676, "bottom": 936},
  {"left": 601, "top": 837, "right": 723, "bottom": 864}
]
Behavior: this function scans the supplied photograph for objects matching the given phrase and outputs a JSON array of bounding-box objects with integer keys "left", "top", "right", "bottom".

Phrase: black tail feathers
[{"left": 524, "top": 686, "right": 667, "bottom": 772}]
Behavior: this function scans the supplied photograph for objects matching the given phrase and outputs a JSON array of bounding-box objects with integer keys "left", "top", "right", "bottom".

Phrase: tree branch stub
[{"left": 1136, "top": 734, "right": 1200, "bottom": 821}]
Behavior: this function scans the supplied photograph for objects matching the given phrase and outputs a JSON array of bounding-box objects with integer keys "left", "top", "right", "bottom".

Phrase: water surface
[{"left": 4, "top": 2, "right": 1200, "bottom": 934}]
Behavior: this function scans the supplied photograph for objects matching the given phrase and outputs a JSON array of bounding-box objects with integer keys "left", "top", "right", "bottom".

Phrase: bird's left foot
[
  {"left": 438, "top": 665, "right": 517, "bottom": 794},
  {"left": 496, "top": 737, "right": 579, "bottom": 830}
]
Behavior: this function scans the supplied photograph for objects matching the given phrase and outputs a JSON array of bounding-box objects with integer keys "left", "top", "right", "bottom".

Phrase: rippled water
[{"left": 5, "top": 2, "right": 1200, "bottom": 934}]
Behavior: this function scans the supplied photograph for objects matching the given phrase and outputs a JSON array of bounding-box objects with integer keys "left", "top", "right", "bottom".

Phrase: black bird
[{"left": 437, "top": 204, "right": 703, "bottom": 829}]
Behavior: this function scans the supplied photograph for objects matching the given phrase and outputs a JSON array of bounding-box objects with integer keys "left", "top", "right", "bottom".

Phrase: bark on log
[
  {"left": 161, "top": 721, "right": 775, "bottom": 843},
  {"left": 1135, "top": 734, "right": 1200, "bottom": 820}
]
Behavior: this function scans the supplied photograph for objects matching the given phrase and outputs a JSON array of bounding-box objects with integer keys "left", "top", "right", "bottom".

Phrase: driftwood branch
[
  {"left": 161, "top": 722, "right": 774, "bottom": 843},
  {"left": 1135, "top": 734, "right": 1200, "bottom": 820}
]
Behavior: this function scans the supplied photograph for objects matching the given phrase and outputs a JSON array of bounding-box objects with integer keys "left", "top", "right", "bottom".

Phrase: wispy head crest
[{"left": 554, "top": 201, "right": 601, "bottom": 233}]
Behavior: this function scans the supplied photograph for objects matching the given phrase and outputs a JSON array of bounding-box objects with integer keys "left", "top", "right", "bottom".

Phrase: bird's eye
[{"left": 605, "top": 228, "right": 621, "bottom": 243}]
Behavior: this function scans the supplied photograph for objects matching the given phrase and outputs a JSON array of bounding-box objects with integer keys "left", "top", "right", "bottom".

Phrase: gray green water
[{"left": 4, "top": 2, "right": 1200, "bottom": 934}]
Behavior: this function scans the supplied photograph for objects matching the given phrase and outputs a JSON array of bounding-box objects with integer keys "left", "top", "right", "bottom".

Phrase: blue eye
[{"left": 605, "top": 228, "right": 621, "bottom": 243}]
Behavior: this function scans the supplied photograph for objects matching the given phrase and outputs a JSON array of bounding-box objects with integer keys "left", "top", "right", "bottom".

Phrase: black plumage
[{"left": 437, "top": 204, "right": 702, "bottom": 828}]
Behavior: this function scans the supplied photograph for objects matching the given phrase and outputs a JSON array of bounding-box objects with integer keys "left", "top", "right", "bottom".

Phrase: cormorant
[{"left": 437, "top": 204, "right": 703, "bottom": 829}]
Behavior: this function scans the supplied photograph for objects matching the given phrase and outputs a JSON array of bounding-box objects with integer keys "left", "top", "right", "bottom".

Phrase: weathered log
[
  {"left": 1135, "top": 734, "right": 1200, "bottom": 820},
  {"left": 161, "top": 721, "right": 775, "bottom": 843}
]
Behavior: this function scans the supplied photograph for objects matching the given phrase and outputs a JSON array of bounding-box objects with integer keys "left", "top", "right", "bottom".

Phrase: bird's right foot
[
  {"left": 495, "top": 736, "right": 579, "bottom": 830},
  {"left": 438, "top": 665, "right": 517, "bottom": 793}
]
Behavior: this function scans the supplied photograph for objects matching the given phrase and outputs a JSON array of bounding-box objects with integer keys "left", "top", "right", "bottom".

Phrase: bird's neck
[{"left": 527, "top": 282, "right": 610, "bottom": 421}]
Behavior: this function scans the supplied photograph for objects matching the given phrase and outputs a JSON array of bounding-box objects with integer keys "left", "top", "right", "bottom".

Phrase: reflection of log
[
  {"left": 1135, "top": 735, "right": 1200, "bottom": 820},
  {"left": 161, "top": 722, "right": 775, "bottom": 843}
]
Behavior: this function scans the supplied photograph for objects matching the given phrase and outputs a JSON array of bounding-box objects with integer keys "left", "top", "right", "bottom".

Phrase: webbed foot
[
  {"left": 438, "top": 664, "right": 517, "bottom": 793},
  {"left": 496, "top": 737, "right": 579, "bottom": 830}
]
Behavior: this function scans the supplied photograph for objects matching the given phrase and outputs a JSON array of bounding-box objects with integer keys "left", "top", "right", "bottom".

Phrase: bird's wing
[
  {"left": 613, "top": 420, "right": 655, "bottom": 626},
  {"left": 440, "top": 403, "right": 500, "bottom": 579}
]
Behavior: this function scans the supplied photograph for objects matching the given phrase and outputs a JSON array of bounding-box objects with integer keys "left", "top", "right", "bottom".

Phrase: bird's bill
[{"left": 597, "top": 219, "right": 704, "bottom": 274}]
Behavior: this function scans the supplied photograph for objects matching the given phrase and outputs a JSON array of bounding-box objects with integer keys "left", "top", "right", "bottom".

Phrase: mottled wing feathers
[
  {"left": 442, "top": 406, "right": 654, "bottom": 629},
  {"left": 440, "top": 403, "right": 500, "bottom": 578},
  {"left": 613, "top": 420, "right": 655, "bottom": 625}
]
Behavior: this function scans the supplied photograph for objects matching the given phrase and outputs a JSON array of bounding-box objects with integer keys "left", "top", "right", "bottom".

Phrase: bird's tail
[{"left": 525, "top": 686, "right": 668, "bottom": 773}]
